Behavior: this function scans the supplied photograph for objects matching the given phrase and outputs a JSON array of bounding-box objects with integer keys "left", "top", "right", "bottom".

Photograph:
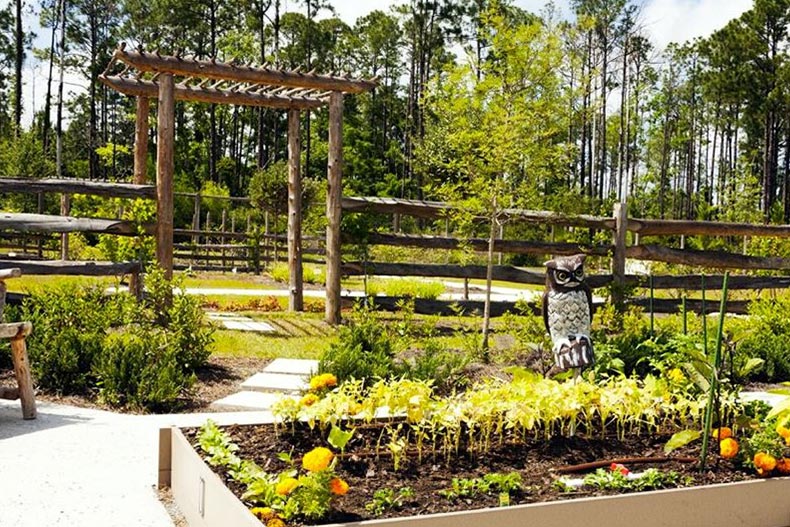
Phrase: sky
[{"left": 20, "top": 0, "right": 753, "bottom": 127}]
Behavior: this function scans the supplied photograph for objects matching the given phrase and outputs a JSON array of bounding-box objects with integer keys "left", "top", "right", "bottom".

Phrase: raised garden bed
[{"left": 159, "top": 422, "right": 790, "bottom": 527}]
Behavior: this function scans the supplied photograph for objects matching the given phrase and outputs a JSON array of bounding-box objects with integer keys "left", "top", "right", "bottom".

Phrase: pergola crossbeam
[{"left": 101, "top": 44, "right": 376, "bottom": 322}]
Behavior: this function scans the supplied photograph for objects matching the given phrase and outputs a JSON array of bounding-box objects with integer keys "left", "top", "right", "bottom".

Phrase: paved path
[{"left": 0, "top": 400, "right": 272, "bottom": 527}]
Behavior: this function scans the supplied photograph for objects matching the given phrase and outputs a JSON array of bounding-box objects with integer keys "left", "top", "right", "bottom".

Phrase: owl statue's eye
[
  {"left": 574, "top": 268, "right": 584, "bottom": 278},
  {"left": 555, "top": 270, "right": 569, "bottom": 281}
]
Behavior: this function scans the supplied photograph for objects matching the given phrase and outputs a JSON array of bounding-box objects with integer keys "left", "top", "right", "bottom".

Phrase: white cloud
[{"left": 641, "top": 0, "right": 752, "bottom": 52}]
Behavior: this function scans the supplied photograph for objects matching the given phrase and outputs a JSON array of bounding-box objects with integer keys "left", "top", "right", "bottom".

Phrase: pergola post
[
  {"left": 325, "top": 91, "right": 343, "bottom": 325},
  {"left": 129, "top": 95, "right": 149, "bottom": 297},
  {"left": 156, "top": 73, "right": 175, "bottom": 280},
  {"left": 133, "top": 96, "right": 149, "bottom": 184},
  {"left": 288, "top": 108, "right": 304, "bottom": 312}
]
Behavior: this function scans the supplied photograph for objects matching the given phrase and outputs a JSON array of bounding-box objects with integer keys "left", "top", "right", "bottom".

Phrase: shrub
[
  {"left": 13, "top": 269, "right": 213, "bottom": 411},
  {"left": 400, "top": 340, "right": 470, "bottom": 394},
  {"left": 318, "top": 312, "right": 397, "bottom": 386},
  {"left": 269, "top": 262, "right": 325, "bottom": 285},
  {"left": 94, "top": 326, "right": 194, "bottom": 411},
  {"left": 367, "top": 279, "right": 445, "bottom": 300}
]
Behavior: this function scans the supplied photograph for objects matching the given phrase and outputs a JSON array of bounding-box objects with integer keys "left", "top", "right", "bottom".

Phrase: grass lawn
[{"left": 210, "top": 330, "right": 334, "bottom": 360}]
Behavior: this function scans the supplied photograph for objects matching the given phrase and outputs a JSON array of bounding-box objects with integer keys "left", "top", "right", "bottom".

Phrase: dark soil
[{"left": 183, "top": 420, "right": 757, "bottom": 526}]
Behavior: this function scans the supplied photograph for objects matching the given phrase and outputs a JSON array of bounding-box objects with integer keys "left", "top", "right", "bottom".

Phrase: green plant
[
  {"left": 93, "top": 326, "right": 194, "bottom": 411},
  {"left": 198, "top": 421, "right": 348, "bottom": 522},
  {"left": 318, "top": 310, "right": 397, "bottom": 386},
  {"left": 367, "top": 278, "right": 445, "bottom": 300},
  {"left": 582, "top": 468, "right": 684, "bottom": 491},
  {"left": 439, "top": 472, "right": 522, "bottom": 501},
  {"left": 365, "top": 487, "right": 415, "bottom": 516}
]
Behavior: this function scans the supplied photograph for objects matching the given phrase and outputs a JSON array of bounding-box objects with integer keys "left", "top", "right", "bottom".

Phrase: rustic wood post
[
  {"left": 192, "top": 193, "right": 201, "bottom": 247},
  {"left": 130, "top": 99, "right": 147, "bottom": 297},
  {"left": 133, "top": 96, "right": 149, "bottom": 184},
  {"left": 288, "top": 108, "right": 304, "bottom": 311},
  {"left": 325, "top": 91, "right": 343, "bottom": 325},
  {"left": 11, "top": 332, "right": 36, "bottom": 420},
  {"left": 60, "top": 193, "right": 70, "bottom": 260},
  {"left": 36, "top": 192, "right": 43, "bottom": 258},
  {"left": 221, "top": 208, "right": 227, "bottom": 271},
  {"left": 612, "top": 202, "right": 628, "bottom": 310},
  {"left": 156, "top": 73, "right": 175, "bottom": 280}
]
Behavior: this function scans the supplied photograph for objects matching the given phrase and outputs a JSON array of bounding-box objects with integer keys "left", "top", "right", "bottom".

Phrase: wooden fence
[{"left": 339, "top": 197, "right": 790, "bottom": 315}]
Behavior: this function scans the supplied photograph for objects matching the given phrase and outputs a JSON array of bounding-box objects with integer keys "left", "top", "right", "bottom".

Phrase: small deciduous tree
[{"left": 417, "top": 4, "right": 568, "bottom": 356}]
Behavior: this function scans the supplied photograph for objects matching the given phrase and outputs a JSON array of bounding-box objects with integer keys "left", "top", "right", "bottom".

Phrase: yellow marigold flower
[
  {"left": 754, "top": 452, "right": 777, "bottom": 476},
  {"left": 302, "top": 446, "right": 334, "bottom": 472},
  {"left": 275, "top": 477, "right": 299, "bottom": 496},
  {"left": 776, "top": 458, "right": 790, "bottom": 475},
  {"left": 712, "top": 427, "right": 732, "bottom": 440},
  {"left": 250, "top": 507, "right": 275, "bottom": 520},
  {"left": 267, "top": 519, "right": 286, "bottom": 527},
  {"left": 329, "top": 477, "right": 349, "bottom": 496},
  {"left": 719, "top": 438, "right": 739, "bottom": 459},
  {"left": 300, "top": 393, "right": 319, "bottom": 406},
  {"left": 776, "top": 424, "right": 790, "bottom": 446}
]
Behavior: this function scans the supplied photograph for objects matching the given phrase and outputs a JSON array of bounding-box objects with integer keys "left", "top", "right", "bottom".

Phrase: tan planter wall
[{"left": 160, "top": 426, "right": 790, "bottom": 527}]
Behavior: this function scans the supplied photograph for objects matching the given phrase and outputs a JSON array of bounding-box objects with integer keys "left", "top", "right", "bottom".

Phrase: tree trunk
[
  {"left": 481, "top": 198, "right": 497, "bottom": 360},
  {"left": 13, "top": 0, "right": 23, "bottom": 136}
]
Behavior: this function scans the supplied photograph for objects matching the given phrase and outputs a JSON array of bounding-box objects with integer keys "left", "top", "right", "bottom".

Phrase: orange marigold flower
[
  {"left": 754, "top": 452, "right": 777, "bottom": 476},
  {"left": 310, "top": 373, "right": 338, "bottom": 391},
  {"left": 302, "top": 447, "right": 334, "bottom": 472},
  {"left": 712, "top": 427, "right": 732, "bottom": 440},
  {"left": 300, "top": 393, "right": 319, "bottom": 406},
  {"left": 776, "top": 458, "right": 790, "bottom": 475},
  {"left": 275, "top": 477, "right": 299, "bottom": 496},
  {"left": 329, "top": 477, "right": 349, "bottom": 496},
  {"left": 719, "top": 438, "right": 739, "bottom": 459},
  {"left": 250, "top": 507, "right": 275, "bottom": 520},
  {"left": 266, "top": 519, "right": 286, "bottom": 527}
]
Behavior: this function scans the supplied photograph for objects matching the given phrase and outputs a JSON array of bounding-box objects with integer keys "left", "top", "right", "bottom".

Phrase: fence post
[
  {"left": 221, "top": 208, "right": 227, "bottom": 271},
  {"left": 612, "top": 202, "right": 627, "bottom": 310}
]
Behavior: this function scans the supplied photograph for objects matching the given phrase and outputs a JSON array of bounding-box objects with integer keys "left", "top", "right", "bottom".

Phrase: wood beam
[
  {"left": 0, "top": 178, "right": 156, "bottom": 199},
  {"left": 112, "top": 49, "right": 377, "bottom": 94},
  {"left": 0, "top": 260, "right": 141, "bottom": 276},
  {"left": 287, "top": 109, "right": 303, "bottom": 312},
  {"left": 100, "top": 76, "right": 326, "bottom": 110},
  {"left": 156, "top": 73, "right": 175, "bottom": 279},
  {"left": 133, "top": 96, "right": 149, "bottom": 184},
  {"left": 325, "top": 92, "right": 343, "bottom": 325},
  {"left": 0, "top": 212, "right": 145, "bottom": 235}
]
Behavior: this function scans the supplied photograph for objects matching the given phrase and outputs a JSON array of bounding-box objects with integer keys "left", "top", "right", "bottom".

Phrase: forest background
[{"left": 0, "top": 0, "right": 789, "bottom": 245}]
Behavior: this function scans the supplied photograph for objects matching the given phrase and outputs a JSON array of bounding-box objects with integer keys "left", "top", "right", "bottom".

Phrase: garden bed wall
[{"left": 159, "top": 426, "right": 790, "bottom": 527}]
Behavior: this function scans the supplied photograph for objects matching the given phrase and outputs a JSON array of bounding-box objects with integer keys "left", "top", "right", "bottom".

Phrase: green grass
[
  {"left": 6, "top": 275, "right": 118, "bottom": 293},
  {"left": 210, "top": 330, "right": 335, "bottom": 359}
]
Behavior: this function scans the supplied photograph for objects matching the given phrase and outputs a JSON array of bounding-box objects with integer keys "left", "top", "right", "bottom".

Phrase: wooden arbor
[{"left": 99, "top": 45, "right": 376, "bottom": 324}]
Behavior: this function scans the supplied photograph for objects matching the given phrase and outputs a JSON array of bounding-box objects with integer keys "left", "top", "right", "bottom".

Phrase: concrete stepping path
[{"left": 211, "top": 358, "right": 318, "bottom": 411}]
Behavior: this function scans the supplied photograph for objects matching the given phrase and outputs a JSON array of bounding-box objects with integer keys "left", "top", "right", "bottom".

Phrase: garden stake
[
  {"left": 699, "top": 272, "right": 729, "bottom": 472},
  {"left": 681, "top": 294, "right": 687, "bottom": 335},
  {"left": 649, "top": 274, "right": 654, "bottom": 336}
]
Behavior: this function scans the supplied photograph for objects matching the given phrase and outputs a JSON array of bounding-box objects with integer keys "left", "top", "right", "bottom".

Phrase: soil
[{"left": 183, "top": 420, "right": 757, "bottom": 526}]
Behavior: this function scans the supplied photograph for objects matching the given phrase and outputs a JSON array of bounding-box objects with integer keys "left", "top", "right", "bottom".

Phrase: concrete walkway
[{"left": 0, "top": 400, "right": 272, "bottom": 527}]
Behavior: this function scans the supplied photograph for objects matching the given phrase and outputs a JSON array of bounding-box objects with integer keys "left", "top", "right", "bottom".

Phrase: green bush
[
  {"left": 735, "top": 296, "right": 790, "bottom": 382},
  {"left": 400, "top": 339, "right": 470, "bottom": 394},
  {"left": 367, "top": 279, "right": 445, "bottom": 300},
  {"left": 13, "top": 269, "right": 214, "bottom": 411},
  {"left": 94, "top": 326, "right": 194, "bottom": 411},
  {"left": 318, "top": 312, "right": 397, "bottom": 386}
]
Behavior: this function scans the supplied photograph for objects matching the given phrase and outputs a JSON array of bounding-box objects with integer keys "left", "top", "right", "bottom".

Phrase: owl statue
[{"left": 542, "top": 254, "right": 594, "bottom": 372}]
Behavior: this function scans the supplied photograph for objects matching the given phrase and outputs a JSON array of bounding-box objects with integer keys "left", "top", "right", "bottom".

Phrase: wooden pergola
[{"left": 99, "top": 44, "right": 377, "bottom": 324}]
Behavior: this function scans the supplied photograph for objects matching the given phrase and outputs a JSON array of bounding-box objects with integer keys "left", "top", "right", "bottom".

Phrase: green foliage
[
  {"left": 15, "top": 269, "right": 213, "bottom": 411},
  {"left": 365, "top": 487, "right": 415, "bottom": 516},
  {"left": 318, "top": 311, "right": 397, "bottom": 386},
  {"left": 269, "top": 262, "right": 326, "bottom": 285},
  {"left": 367, "top": 278, "right": 445, "bottom": 300},
  {"left": 439, "top": 472, "right": 522, "bottom": 501},
  {"left": 94, "top": 326, "right": 194, "bottom": 410},
  {"left": 398, "top": 339, "right": 471, "bottom": 394},
  {"left": 582, "top": 468, "right": 685, "bottom": 491},
  {"left": 735, "top": 295, "right": 790, "bottom": 382}
]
